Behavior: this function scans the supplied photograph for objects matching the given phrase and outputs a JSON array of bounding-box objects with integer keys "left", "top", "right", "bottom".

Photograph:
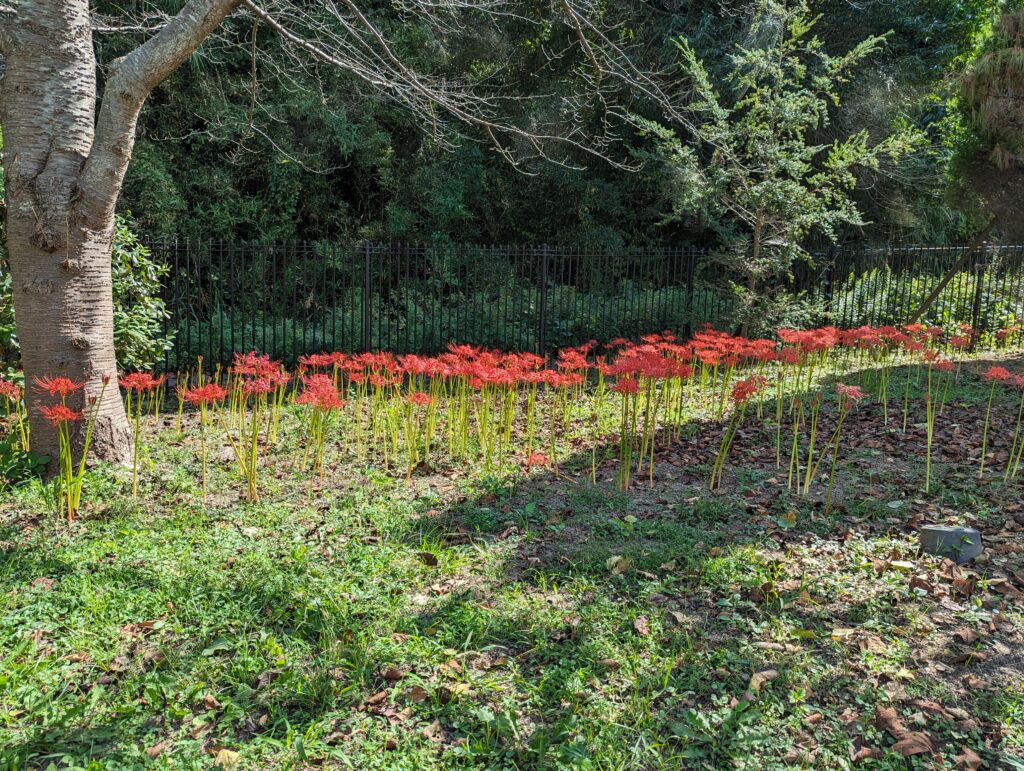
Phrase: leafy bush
[
  {"left": 0, "top": 433, "right": 48, "bottom": 491},
  {"left": 0, "top": 216, "right": 174, "bottom": 371}
]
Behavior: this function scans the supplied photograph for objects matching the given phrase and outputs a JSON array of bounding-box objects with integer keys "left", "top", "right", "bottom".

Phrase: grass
[{"left": 2, "top": 359, "right": 1024, "bottom": 769}]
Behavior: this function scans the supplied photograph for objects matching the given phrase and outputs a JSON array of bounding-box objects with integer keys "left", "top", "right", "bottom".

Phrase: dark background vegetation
[{"left": 103, "top": 0, "right": 1000, "bottom": 249}]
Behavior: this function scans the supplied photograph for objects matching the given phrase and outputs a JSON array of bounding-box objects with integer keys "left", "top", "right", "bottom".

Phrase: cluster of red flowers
[
  {"left": 231, "top": 352, "right": 291, "bottom": 397},
  {"left": 184, "top": 383, "right": 228, "bottom": 406},
  {"left": 295, "top": 374, "right": 345, "bottom": 411},
  {"left": 835, "top": 382, "right": 865, "bottom": 408},
  {"left": 32, "top": 376, "right": 90, "bottom": 426},
  {"left": 39, "top": 403, "right": 83, "bottom": 426},
  {"left": 0, "top": 379, "right": 21, "bottom": 401},
  {"left": 730, "top": 376, "right": 768, "bottom": 406},
  {"left": 120, "top": 372, "right": 164, "bottom": 393},
  {"left": 35, "top": 376, "right": 85, "bottom": 400},
  {"left": 985, "top": 366, "right": 1024, "bottom": 389}
]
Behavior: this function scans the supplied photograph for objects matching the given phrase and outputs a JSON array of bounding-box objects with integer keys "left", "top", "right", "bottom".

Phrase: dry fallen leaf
[
  {"left": 633, "top": 616, "right": 650, "bottom": 636},
  {"left": 953, "top": 626, "right": 979, "bottom": 645},
  {"left": 875, "top": 705, "right": 907, "bottom": 739},
  {"left": 145, "top": 741, "right": 168, "bottom": 759},
  {"left": 891, "top": 732, "right": 934, "bottom": 757},
  {"left": 955, "top": 745, "right": 983, "bottom": 770},
  {"left": 214, "top": 748, "right": 240, "bottom": 768},
  {"left": 408, "top": 685, "right": 429, "bottom": 703},
  {"left": 606, "top": 555, "right": 630, "bottom": 575},
  {"left": 416, "top": 551, "right": 438, "bottom": 567}
]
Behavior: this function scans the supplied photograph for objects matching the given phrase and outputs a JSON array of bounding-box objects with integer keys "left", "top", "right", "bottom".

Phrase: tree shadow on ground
[{"left": 1, "top": 355, "right": 1023, "bottom": 768}]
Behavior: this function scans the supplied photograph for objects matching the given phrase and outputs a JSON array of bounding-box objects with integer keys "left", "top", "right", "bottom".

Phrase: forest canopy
[{"left": 102, "top": 0, "right": 1004, "bottom": 249}]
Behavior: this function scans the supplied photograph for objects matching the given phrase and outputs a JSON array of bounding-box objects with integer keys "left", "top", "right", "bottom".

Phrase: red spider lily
[
  {"left": 243, "top": 378, "right": 276, "bottom": 397},
  {"left": 0, "top": 380, "right": 21, "bottom": 400},
  {"left": 406, "top": 391, "right": 432, "bottom": 407},
  {"left": 37, "top": 376, "right": 110, "bottom": 521},
  {"left": 979, "top": 366, "right": 1017, "bottom": 478},
  {"left": 296, "top": 383, "right": 345, "bottom": 411},
  {"left": 834, "top": 383, "right": 864, "bottom": 408},
  {"left": 985, "top": 366, "right": 1013, "bottom": 382},
  {"left": 34, "top": 376, "right": 84, "bottom": 399},
  {"left": 184, "top": 383, "right": 228, "bottom": 405},
  {"left": 612, "top": 377, "right": 639, "bottom": 395},
  {"left": 295, "top": 375, "right": 345, "bottom": 480},
  {"left": 298, "top": 353, "right": 336, "bottom": 370},
  {"left": 184, "top": 383, "right": 227, "bottom": 500},
  {"left": 119, "top": 372, "right": 161, "bottom": 392},
  {"left": 730, "top": 376, "right": 767, "bottom": 406},
  {"left": 39, "top": 403, "right": 83, "bottom": 426},
  {"left": 120, "top": 372, "right": 164, "bottom": 497},
  {"left": 232, "top": 351, "right": 280, "bottom": 378},
  {"left": 525, "top": 450, "right": 551, "bottom": 470}
]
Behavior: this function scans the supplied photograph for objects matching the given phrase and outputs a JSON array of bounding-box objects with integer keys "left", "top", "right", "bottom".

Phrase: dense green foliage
[
  {"left": 635, "top": 2, "right": 920, "bottom": 333},
  {"left": 102, "top": 0, "right": 997, "bottom": 248}
]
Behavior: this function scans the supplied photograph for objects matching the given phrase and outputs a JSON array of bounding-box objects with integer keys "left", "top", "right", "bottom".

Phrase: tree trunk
[
  {"left": 1, "top": 1, "right": 131, "bottom": 463},
  {"left": 1, "top": 0, "right": 241, "bottom": 464}
]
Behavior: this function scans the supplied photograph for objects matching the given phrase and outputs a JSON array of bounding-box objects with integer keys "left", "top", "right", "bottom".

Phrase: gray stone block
[{"left": 919, "top": 525, "right": 983, "bottom": 564}]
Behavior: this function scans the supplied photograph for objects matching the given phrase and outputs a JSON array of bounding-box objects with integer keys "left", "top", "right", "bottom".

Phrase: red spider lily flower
[
  {"left": 730, "top": 376, "right": 767, "bottom": 406},
  {"left": 406, "top": 391, "right": 433, "bottom": 407},
  {"left": 835, "top": 383, "right": 864, "bottom": 407},
  {"left": 0, "top": 380, "right": 21, "bottom": 400},
  {"left": 184, "top": 383, "right": 228, "bottom": 405},
  {"left": 985, "top": 366, "right": 1013, "bottom": 382},
  {"left": 949, "top": 334, "right": 972, "bottom": 350},
  {"left": 525, "top": 451, "right": 551, "bottom": 469},
  {"left": 119, "top": 372, "right": 161, "bottom": 392},
  {"left": 933, "top": 359, "right": 956, "bottom": 373},
  {"left": 39, "top": 403, "right": 83, "bottom": 426},
  {"left": 243, "top": 378, "right": 276, "bottom": 397},
  {"left": 232, "top": 351, "right": 281, "bottom": 379},
  {"left": 34, "top": 376, "right": 85, "bottom": 399},
  {"left": 612, "top": 377, "right": 639, "bottom": 395},
  {"left": 296, "top": 383, "right": 344, "bottom": 411},
  {"left": 298, "top": 353, "right": 336, "bottom": 370}
]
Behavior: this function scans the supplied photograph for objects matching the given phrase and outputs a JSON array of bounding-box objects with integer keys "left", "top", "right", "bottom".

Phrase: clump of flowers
[
  {"left": 823, "top": 383, "right": 863, "bottom": 512},
  {"left": 1003, "top": 375, "right": 1024, "bottom": 482},
  {"left": 184, "top": 382, "right": 228, "bottom": 500},
  {"left": 709, "top": 376, "right": 765, "bottom": 491},
  {"left": 613, "top": 376, "right": 639, "bottom": 490},
  {"left": 980, "top": 366, "right": 1013, "bottom": 478},
  {"left": 0, "top": 378, "right": 29, "bottom": 449},
  {"left": 295, "top": 374, "right": 344, "bottom": 482},
  {"left": 403, "top": 391, "right": 433, "bottom": 479},
  {"left": 120, "top": 372, "right": 162, "bottom": 496},
  {"left": 35, "top": 375, "right": 109, "bottom": 521}
]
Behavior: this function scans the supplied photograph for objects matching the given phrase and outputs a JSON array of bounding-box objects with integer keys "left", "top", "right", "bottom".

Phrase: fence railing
[{"left": 146, "top": 240, "right": 1024, "bottom": 369}]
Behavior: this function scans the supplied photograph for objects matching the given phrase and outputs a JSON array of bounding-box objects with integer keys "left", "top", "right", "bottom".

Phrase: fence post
[
  {"left": 537, "top": 245, "right": 549, "bottom": 357},
  {"left": 362, "top": 240, "right": 372, "bottom": 351},
  {"left": 969, "top": 242, "right": 989, "bottom": 344}
]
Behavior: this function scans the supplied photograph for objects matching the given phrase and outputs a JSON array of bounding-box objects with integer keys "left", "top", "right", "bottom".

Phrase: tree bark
[
  {"left": 0, "top": 0, "right": 240, "bottom": 464},
  {"left": 1, "top": 1, "right": 130, "bottom": 463}
]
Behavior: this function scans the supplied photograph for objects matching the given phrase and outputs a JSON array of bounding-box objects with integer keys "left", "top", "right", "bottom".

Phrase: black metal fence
[{"left": 150, "top": 239, "right": 1024, "bottom": 369}]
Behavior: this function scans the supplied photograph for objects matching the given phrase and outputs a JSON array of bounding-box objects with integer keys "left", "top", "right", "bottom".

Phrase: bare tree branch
[{"left": 78, "top": 0, "right": 244, "bottom": 228}]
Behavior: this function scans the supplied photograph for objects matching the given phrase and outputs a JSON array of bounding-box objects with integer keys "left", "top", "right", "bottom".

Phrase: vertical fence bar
[
  {"left": 537, "top": 245, "right": 549, "bottom": 356},
  {"left": 361, "top": 241, "right": 372, "bottom": 352}
]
